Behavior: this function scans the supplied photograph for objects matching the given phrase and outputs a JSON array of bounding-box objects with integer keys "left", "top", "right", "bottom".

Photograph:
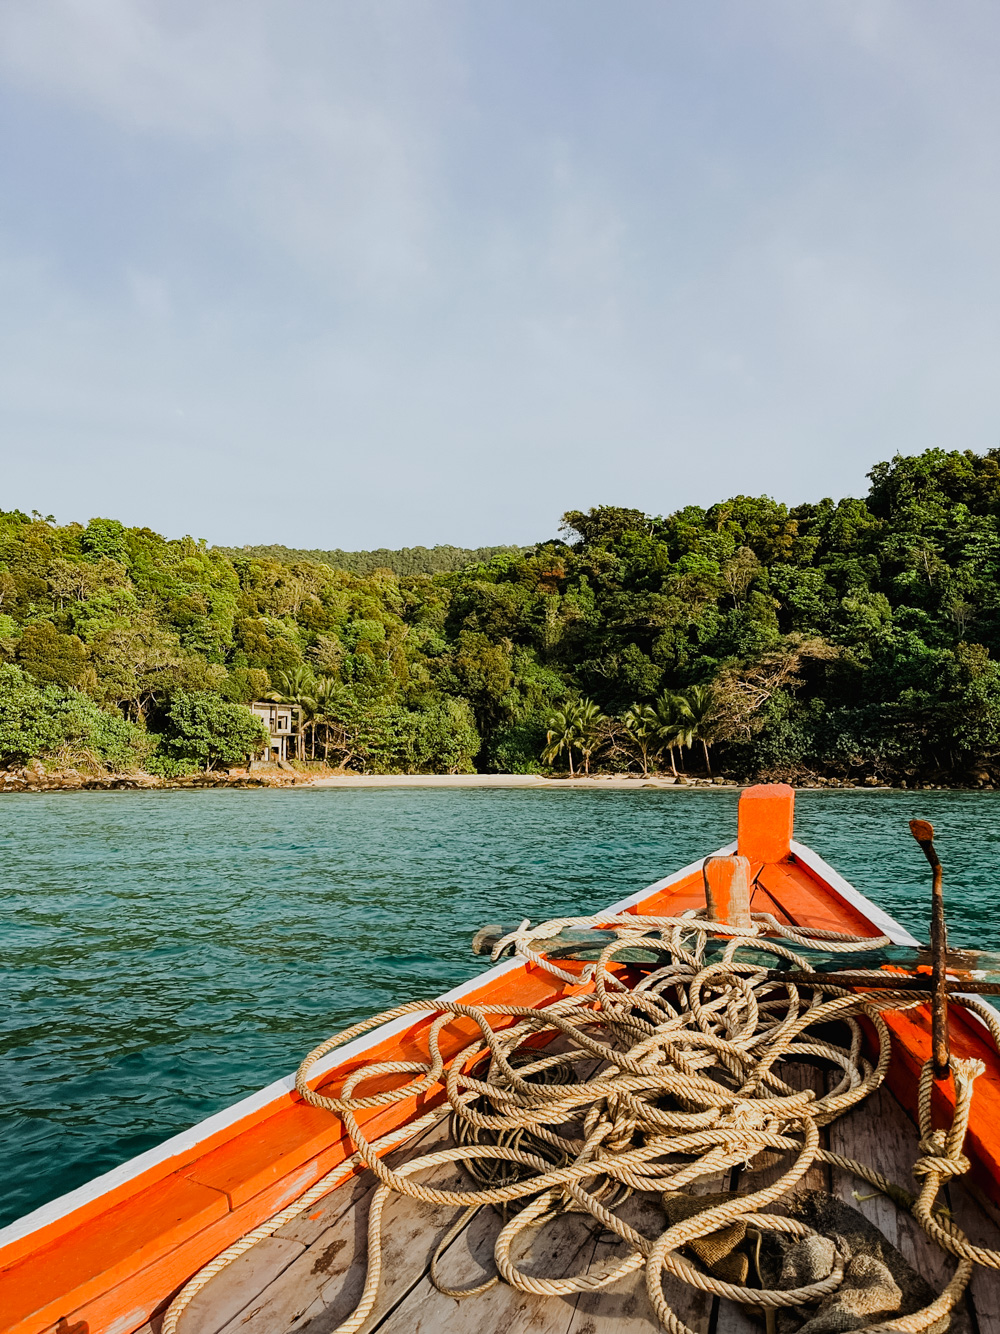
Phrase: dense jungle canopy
[{"left": 3, "top": 447, "right": 1000, "bottom": 782}]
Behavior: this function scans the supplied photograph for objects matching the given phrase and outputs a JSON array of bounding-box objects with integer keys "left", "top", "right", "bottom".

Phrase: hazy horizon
[{"left": 3, "top": 3, "right": 999, "bottom": 548}]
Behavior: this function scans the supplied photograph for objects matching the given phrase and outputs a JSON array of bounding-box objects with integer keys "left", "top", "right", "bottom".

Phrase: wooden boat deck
[{"left": 169, "top": 1064, "right": 1000, "bottom": 1334}]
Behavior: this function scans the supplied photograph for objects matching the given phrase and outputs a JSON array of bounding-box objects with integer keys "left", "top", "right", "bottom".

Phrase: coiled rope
[{"left": 163, "top": 911, "right": 1000, "bottom": 1334}]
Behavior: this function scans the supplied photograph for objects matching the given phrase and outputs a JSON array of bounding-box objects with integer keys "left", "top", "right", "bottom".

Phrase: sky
[{"left": 1, "top": 1, "right": 999, "bottom": 549}]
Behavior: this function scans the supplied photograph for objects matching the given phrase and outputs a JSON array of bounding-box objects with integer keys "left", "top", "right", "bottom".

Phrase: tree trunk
[
  {"left": 568, "top": 748, "right": 575, "bottom": 776},
  {"left": 702, "top": 739, "right": 712, "bottom": 775},
  {"left": 668, "top": 746, "right": 678, "bottom": 776}
]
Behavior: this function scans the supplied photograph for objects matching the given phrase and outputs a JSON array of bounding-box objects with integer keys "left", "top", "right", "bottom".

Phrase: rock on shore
[{"left": 0, "top": 760, "right": 311, "bottom": 793}]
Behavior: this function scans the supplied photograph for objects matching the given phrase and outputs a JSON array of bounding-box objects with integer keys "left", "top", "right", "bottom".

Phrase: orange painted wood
[
  {"left": 0, "top": 1095, "right": 309, "bottom": 1275},
  {"left": 762, "top": 861, "right": 884, "bottom": 939},
  {"left": 631, "top": 871, "right": 705, "bottom": 917},
  {"left": 704, "top": 856, "right": 752, "bottom": 928},
  {"left": 737, "top": 783, "right": 795, "bottom": 865},
  {"left": 183, "top": 1101, "right": 363, "bottom": 1210},
  {"left": 1, "top": 1137, "right": 366, "bottom": 1334},
  {"left": 879, "top": 1006, "right": 1000, "bottom": 1210},
  {"left": 0, "top": 960, "right": 588, "bottom": 1278},
  {"left": 749, "top": 880, "right": 794, "bottom": 925},
  {"left": 0, "top": 1176, "right": 229, "bottom": 1333}
]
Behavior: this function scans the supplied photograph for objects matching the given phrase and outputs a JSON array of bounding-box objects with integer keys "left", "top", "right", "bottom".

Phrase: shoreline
[
  {"left": 307, "top": 773, "right": 738, "bottom": 789},
  {"left": 0, "top": 764, "right": 971, "bottom": 794}
]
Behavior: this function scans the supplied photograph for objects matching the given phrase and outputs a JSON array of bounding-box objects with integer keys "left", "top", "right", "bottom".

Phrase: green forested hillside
[
  {"left": 216, "top": 544, "right": 527, "bottom": 577},
  {"left": 4, "top": 447, "right": 1000, "bottom": 782}
]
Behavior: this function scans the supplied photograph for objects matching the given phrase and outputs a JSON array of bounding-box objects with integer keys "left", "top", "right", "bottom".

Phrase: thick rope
[{"left": 163, "top": 914, "right": 1000, "bottom": 1334}]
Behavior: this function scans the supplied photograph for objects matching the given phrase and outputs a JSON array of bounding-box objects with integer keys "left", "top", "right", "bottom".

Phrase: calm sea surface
[{"left": 2, "top": 786, "right": 998, "bottom": 1228}]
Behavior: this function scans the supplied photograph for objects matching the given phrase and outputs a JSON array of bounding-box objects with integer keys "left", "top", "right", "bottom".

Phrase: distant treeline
[
  {"left": 4, "top": 447, "right": 1000, "bottom": 783},
  {"left": 216, "top": 544, "right": 527, "bottom": 577}
]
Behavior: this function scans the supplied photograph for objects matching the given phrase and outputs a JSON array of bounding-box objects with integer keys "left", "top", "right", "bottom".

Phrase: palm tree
[
  {"left": 621, "top": 705, "right": 655, "bottom": 776},
  {"left": 310, "top": 676, "right": 342, "bottom": 762},
  {"left": 640, "top": 692, "right": 691, "bottom": 775},
  {"left": 678, "top": 683, "right": 717, "bottom": 774},
  {"left": 542, "top": 708, "right": 581, "bottom": 775},
  {"left": 268, "top": 666, "right": 316, "bottom": 760},
  {"left": 574, "top": 698, "right": 609, "bottom": 775}
]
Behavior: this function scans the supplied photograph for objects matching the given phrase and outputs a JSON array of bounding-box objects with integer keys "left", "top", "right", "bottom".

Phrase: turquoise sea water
[{"left": 2, "top": 786, "right": 998, "bottom": 1229}]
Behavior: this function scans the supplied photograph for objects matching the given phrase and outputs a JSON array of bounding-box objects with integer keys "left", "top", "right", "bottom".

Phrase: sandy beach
[{"left": 307, "top": 773, "right": 738, "bottom": 789}]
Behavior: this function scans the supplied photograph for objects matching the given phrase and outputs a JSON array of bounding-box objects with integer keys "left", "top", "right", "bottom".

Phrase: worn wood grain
[
  {"left": 565, "top": 1192, "right": 668, "bottom": 1334},
  {"left": 946, "top": 1181, "right": 1000, "bottom": 1334},
  {"left": 275, "top": 1114, "right": 452, "bottom": 1249},
  {"left": 737, "top": 1062, "right": 831, "bottom": 1200},
  {"left": 703, "top": 1064, "right": 832, "bottom": 1334},
  {"left": 217, "top": 1156, "right": 471, "bottom": 1334},
  {"left": 373, "top": 1203, "right": 598, "bottom": 1334},
  {"left": 178, "top": 1239, "right": 306, "bottom": 1334},
  {"left": 827, "top": 1081, "right": 957, "bottom": 1295}
]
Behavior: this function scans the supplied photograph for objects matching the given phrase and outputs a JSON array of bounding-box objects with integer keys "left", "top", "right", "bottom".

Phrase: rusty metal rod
[
  {"left": 909, "top": 819, "right": 950, "bottom": 1079},
  {"left": 761, "top": 970, "right": 1000, "bottom": 995}
]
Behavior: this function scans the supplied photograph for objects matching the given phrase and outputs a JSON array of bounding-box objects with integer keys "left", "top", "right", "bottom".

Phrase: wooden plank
[
  {"left": 749, "top": 880, "right": 794, "bottom": 926},
  {"left": 700, "top": 1064, "right": 829, "bottom": 1334},
  {"left": 184, "top": 1104, "right": 358, "bottom": 1210},
  {"left": 566, "top": 1192, "right": 684, "bottom": 1334},
  {"left": 946, "top": 1183, "right": 1000, "bottom": 1334},
  {"left": 203, "top": 1115, "right": 462, "bottom": 1334},
  {"left": 185, "top": 1054, "right": 599, "bottom": 1334},
  {"left": 827, "top": 1082, "right": 956, "bottom": 1296},
  {"left": 175, "top": 1239, "right": 305, "bottom": 1334},
  {"left": 758, "top": 863, "right": 882, "bottom": 940},
  {"left": 230, "top": 1159, "right": 475, "bottom": 1334},
  {"left": 877, "top": 1006, "right": 1000, "bottom": 1212},
  {"left": 374, "top": 1201, "right": 598, "bottom": 1334}
]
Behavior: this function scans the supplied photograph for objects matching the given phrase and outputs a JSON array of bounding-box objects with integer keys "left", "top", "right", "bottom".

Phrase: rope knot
[
  {"left": 914, "top": 1130, "right": 970, "bottom": 1179},
  {"left": 912, "top": 1153, "right": 971, "bottom": 1180}
]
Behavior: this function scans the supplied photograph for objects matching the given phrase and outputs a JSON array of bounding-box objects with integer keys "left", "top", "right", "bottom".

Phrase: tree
[
  {"left": 638, "top": 692, "right": 691, "bottom": 775},
  {"left": 16, "top": 622, "right": 91, "bottom": 689},
  {"left": 0, "top": 663, "right": 70, "bottom": 763},
  {"left": 542, "top": 708, "right": 581, "bottom": 775},
  {"left": 310, "top": 675, "right": 341, "bottom": 761},
  {"left": 573, "top": 698, "right": 609, "bottom": 775},
  {"left": 268, "top": 666, "right": 315, "bottom": 759},
  {"left": 677, "top": 683, "right": 717, "bottom": 774},
  {"left": 541, "top": 698, "right": 607, "bottom": 774},
  {"left": 155, "top": 691, "right": 269, "bottom": 771},
  {"left": 0, "top": 663, "right": 147, "bottom": 770},
  {"left": 621, "top": 706, "right": 656, "bottom": 776}
]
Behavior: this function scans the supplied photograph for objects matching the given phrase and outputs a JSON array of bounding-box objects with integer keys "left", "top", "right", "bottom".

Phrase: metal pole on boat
[{"left": 909, "top": 819, "right": 950, "bottom": 1080}]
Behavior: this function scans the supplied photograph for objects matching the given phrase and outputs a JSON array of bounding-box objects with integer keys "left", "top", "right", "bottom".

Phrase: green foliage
[
  {"left": 0, "top": 663, "right": 148, "bottom": 769},
  {"left": 16, "top": 622, "right": 90, "bottom": 688},
  {"left": 541, "top": 698, "right": 607, "bottom": 775},
  {"left": 216, "top": 543, "right": 526, "bottom": 577},
  {"left": 81, "top": 518, "right": 129, "bottom": 563},
  {"left": 153, "top": 691, "right": 270, "bottom": 772}
]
